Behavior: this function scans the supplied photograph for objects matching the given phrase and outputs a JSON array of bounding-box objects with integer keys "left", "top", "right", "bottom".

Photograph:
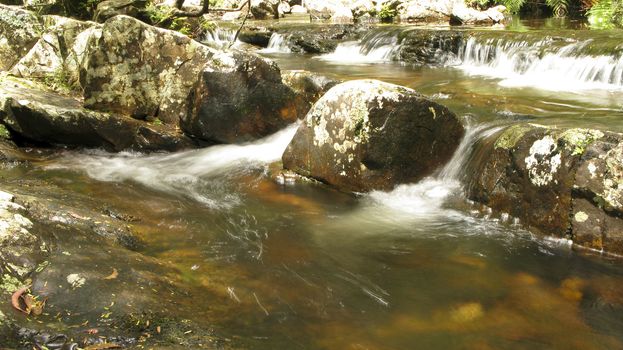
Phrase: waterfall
[
  {"left": 203, "top": 27, "right": 240, "bottom": 49},
  {"left": 260, "top": 33, "right": 292, "bottom": 53},
  {"left": 318, "top": 31, "right": 402, "bottom": 63},
  {"left": 455, "top": 37, "right": 623, "bottom": 92}
]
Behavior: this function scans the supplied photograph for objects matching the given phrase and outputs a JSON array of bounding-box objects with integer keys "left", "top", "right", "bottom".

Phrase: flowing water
[{"left": 7, "top": 20, "right": 623, "bottom": 349}]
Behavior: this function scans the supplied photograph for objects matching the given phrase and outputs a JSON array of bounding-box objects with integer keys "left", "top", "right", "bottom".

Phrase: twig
[{"left": 229, "top": 0, "right": 252, "bottom": 49}]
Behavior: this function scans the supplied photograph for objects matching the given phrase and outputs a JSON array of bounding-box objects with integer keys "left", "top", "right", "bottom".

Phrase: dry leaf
[{"left": 103, "top": 268, "right": 119, "bottom": 280}]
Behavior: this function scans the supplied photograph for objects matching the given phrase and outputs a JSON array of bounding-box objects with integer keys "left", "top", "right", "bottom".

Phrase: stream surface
[{"left": 6, "top": 19, "right": 623, "bottom": 350}]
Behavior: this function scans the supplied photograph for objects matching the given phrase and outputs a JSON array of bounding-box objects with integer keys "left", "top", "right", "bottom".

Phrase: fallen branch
[{"left": 229, "top": 0, "right": 252, "bottom": 49}]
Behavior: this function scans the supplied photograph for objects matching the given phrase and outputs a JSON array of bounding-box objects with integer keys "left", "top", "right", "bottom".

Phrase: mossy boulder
[
  {"left": 283, "top": 79, "right": 464, "bottom": 192},
  {"left": 466, "top": 124, "right": 623, "bottom": 254}
]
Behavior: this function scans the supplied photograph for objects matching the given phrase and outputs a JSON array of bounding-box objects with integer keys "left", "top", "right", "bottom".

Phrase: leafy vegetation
[
  {"left": 588, "top": 0, "right": 623, "bottom": 28},
  {"left": 378, "top": 4, "right": 397, "bottom": 23}
]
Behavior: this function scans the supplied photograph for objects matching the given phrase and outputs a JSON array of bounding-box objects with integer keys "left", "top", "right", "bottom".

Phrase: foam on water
[{"left": 317, "top": 31, "right": 401, "bottom": 64}]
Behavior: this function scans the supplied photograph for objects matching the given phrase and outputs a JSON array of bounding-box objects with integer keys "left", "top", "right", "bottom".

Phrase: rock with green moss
[
  {"left": 283, "top": 79, "right": 464, "bottom": 192},
  {"left": 0, "top": 4, "right": 43, "bottom": 71},
  {"left": 182, "top": 51, "right": 305, "bottom": 143},
  {"left": 466, "top": 123, "right": 623, "bottom": 254}
]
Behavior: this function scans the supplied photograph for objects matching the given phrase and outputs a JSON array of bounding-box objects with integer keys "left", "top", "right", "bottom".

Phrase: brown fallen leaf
[
  {"left": 11, "top": 285, "right": 30, "bottom": 314},
  {"left": 103, "top": 268, "right": 118, "bottom": 280},
  {"left": 22, "top": 294, "right": 46, "bottom": 316}
]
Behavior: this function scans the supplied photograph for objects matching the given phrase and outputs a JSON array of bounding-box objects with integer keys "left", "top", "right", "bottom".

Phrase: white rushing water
[
  {"left": 259, "top": 33, "right": 292, "bottom": 53},
  {"left": 367, "top": 123, "right": 501, "bottom": 218},
  {"left": 203, "top": 27, "right": 241, "bottom": 49},
  {"left": 49, "top": 123, "right": 300, "bottom": 209},
  {"left": 318, "top": 31, "right": 401, "bottom": 64},
  {"left": 455, "top": 37, "right": 623, "bottom": 92}
]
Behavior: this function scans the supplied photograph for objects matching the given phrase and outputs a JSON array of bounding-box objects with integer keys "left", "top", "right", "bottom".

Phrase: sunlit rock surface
[
  {"left": 283, "top": 79, "right": 464, "bottom": 192},
  {"left": 466, "top": 124, "right": 623, "bottom": 254}
]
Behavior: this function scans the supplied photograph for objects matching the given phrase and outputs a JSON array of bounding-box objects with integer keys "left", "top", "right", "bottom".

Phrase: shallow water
[{"left": 9, "top": 21, "right": 623, "bottom": 349}]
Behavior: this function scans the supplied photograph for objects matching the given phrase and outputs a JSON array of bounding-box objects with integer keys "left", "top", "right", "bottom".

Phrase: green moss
[
  {"left": 0, "top": 274, "right": 23, "bottom": 294},
  {"left": 42, "top": 66, "right": 79, "bottom": 94},
  {"left": 560, "top": 128, "right": 604, "bottom": 156},
  {"left": 494, "top": 124, "right": 532, "bottom": 150},
  {"left": 0, "top": 124, "right": 10, "bottom": 140}
]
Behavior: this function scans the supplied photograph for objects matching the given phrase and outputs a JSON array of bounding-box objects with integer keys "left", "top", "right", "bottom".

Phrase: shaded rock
[
  {"left": 238, "top": 27, "right": 273, "bottom": 47},
  {"left": 81, "top": 15, "right": 216, "bottom": 123},
  {"left": 0, "top": 4, "right": 43, "bottom": 71},
  {"left": 182, "top": 52, "right": 304, "bottom": 143},
  {"left": 281, "top": 70, "right": 341, "bottom": 112},
  {"left": 283, "top": 79, "right": 464, "bottom": 192},
  {"left": 466, "top": 124, "right": 623, "bottom": 254},
  {"left": 397, "top": 29, "right": 463, "bottom": 65},
  {"left": 0, "top": 78, "right": 195, "bottom": 151},
  {"left": 93, "top": 0, "right": 148, "bottom": 22},
  {"left": 250, "top": 0, "right": 278, "bottom": 19},
  {"left": 285, "top": 24, "right": 362, "bottom": 53}
]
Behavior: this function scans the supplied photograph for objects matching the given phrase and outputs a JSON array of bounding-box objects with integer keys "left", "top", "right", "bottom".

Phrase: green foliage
[
  {"left": 145, "top": 2, "right": 175, "bottom": 24},
  {"left": 467, "top": 0, "right": 493, "bottom": 10},
  {"left": 546, "top": 0, "right": 569, "bottom": 16},
  {"left": 588, "top": 0, "right": 623, "bottom": 28},
  {"left": 378, "top": 4, "right": 397, "bottom": 23},
  {"left": 497, "top": 0, "right": 526, "bottom": 14},
  {"left": 42, "top": 66, "right": 79, "bottom": 94}
]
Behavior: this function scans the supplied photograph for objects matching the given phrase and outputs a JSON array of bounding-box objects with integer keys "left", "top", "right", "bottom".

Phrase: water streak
[
  {"left": 49, "top": 123, "right": 300, "bottom": 209},
  {"left": 318, "top": 31, "right": 401, "bottom": 64}
]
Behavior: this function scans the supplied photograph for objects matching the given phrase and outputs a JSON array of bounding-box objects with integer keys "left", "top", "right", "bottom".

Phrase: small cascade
[
  {"left": 368, "top": 123, "right": 501, "bottom": 217},
  {"left": 455, "top": 36, "right": 623, "bottom": 92},
  {"left": 318, "top": 31, "right": 402, "bottom": 63},
  {"left": 260, "top": 33, "right": 292, "bottom": 53},
  {"left": 203, "top": 27, "right": 240, "bottom": 49}
]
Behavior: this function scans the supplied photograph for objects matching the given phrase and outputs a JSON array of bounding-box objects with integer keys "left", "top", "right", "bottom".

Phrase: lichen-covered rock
[
  {"left": 0, "top": 78, "right": 195, "bottom": 151},
  {"left": 283, "top": 79, "right": 464, "bottom": 192},
  {"left": 93, "top": 0, "right": 148, "bottom": 22},
  {"left": 281, "top": 70, "right": 341, "bottom": 112},
  {"left": 466, "top": 124, "right": 623, "bottom": 254},
  {"left": 81, "top": 15, "right": 216, "bottom": 122},
  {"left": 450, "top": 4, "right": 506, "bottom": 25},
  {"left": 250, "top": 0, "right": 279, "bottom": 19},
  {"left": 10, "top": 16, "right": 96, "bottom": 83},
  {"left": 182, "top": 51, "right": 304, "bottom": 143},
  {"left": 0, "top": 4, "right": 43, "bottom": 71}
]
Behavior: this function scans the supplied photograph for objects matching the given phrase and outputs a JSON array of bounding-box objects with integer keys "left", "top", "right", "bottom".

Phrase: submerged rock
[
  {"left": 0, "top": 77, "right": 195, "bottom": 151},
  {"left": 466, "top": 124, "right": 623, "bottom": 254},
  {"left": 182, "top": 52, "right": 304, "bottom": 143},
  {"left": 283, "top": 79, "right": 464, "bottom": 192}
]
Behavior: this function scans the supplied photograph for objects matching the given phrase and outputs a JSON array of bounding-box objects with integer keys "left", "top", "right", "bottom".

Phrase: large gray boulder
[
  {"left": 283, "top": 79, "right": 464, "bottom": 192},
  {"left": 80, "top": 15, "right": 216, "bottom": 123},
  {"left": 466, "top": 124, "right": 623, "bottom": 254},
  {"left": 0, "top": 5, "right": 43, "bottom": 71},
  {"left": 0, "top": 77, "right": 195, "bottom": 151}
]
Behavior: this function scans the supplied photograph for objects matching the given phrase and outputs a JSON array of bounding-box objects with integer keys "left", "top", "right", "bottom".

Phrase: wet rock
[
  {"left": 0, "top": 77, "right": 195, "bottom": 151},
  {"left": 397, "top": 28, "right": 464, "bottom": 65},
  {"left": 283, "top": 79, "right": 464, "bottom": 192},
  {"left": 238, "top": 27, "right": 274, "bottom": 47},
  {"left": 93, "top": 0, "right": 148, "bottom": 22},
  {"left": 182, "top": 51, "right": 304, "bottom": 143},
  {"left": 466, "top": 124, "right": 623, "bottom": 254},
  {"left": 0, "top": 190, "right": 45, "bottom": 280},
  {"left": 81, "top": 15, "right": 216, "bottom": 123},
  {"left": 0, "top": 4, "right": 43, "bottom": 71},
  {"left": 240, "top": 24, "right": 362, "bottom": 53},
  {"left": 281, "top": 70, "right": 341, "bottom": 112}
]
